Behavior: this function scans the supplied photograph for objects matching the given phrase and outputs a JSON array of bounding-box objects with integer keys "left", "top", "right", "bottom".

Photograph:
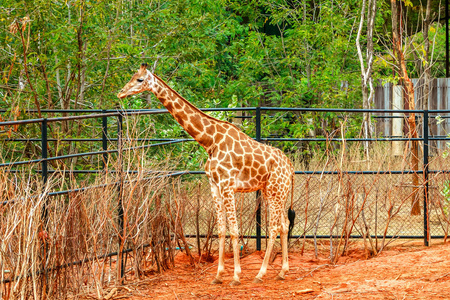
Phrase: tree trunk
[
  {"left": 356, "top": 0, "right": 377, "bottom": 159},
  {"left": 17, "top": 20, "right": 41, "bottom": 118},
  {"left": 422, "top": 0, "right": 432, "bottom": 111},
  {"left": 390, "top": 0, "right": 421, "bottom": 215}
]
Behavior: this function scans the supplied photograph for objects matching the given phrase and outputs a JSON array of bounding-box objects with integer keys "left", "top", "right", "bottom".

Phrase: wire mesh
[{"left": 175, "top": 171, "right": 450, "bottom": 241}]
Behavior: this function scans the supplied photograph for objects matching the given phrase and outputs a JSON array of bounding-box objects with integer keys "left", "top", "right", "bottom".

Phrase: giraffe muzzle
[{"left": 117, "top": 90, "right": 127, "bottom": 99}]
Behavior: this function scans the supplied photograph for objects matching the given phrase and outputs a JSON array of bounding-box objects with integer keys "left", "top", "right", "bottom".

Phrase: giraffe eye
[{"left": 136, "top": 78, "right": 144, "bottom": 83}]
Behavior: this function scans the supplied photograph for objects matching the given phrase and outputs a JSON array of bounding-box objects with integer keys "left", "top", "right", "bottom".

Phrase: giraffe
[{"left": 117, "top": 63, "right": 295, "bottom": 285}]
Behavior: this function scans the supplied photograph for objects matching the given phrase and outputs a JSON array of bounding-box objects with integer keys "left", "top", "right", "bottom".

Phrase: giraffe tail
[{"left": 288, "top": 171, "right": 295, "bottom": 241}]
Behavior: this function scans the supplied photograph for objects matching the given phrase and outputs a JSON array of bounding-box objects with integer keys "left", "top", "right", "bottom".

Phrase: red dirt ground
[{"left": 96, "top": 241, "right": 450, "bottom": 299}]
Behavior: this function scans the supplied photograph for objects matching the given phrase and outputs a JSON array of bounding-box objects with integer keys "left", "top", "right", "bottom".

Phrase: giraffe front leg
[
  {"left": 210, "top": 185, "right": 226, "bottom": 285},
  {"left": 212, "top": 224, "right": 226, "bottom": 284},
  {"left": 223, "top": 190, "right": 241, "bottom": 286},
  {"left": 228, "top": 223, "right": 241, "bottom": 286}
]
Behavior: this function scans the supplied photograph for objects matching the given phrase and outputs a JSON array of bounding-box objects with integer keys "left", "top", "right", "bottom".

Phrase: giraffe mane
[{"left": 152, "top": 73, "right": 240, "bottom": 131}]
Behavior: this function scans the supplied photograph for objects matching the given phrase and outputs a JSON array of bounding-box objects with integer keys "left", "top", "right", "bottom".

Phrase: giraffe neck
[{"left": 151, "top": 74, "right": 219, "bottom": 152}]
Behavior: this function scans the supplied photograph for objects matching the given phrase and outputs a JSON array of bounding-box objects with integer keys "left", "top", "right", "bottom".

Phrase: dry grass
[
  {"left": 2, "top": 115, "right": 450, "bottom": 299},
  {"left": 287, "top": 140, "right": 450, "bottom": 260},
  {"left": 0, "top": 116, "right": 187, "bottom": 299}
]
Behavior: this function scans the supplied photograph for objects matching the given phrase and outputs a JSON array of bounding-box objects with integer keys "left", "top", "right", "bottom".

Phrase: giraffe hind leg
[
  {"left": 254, "top": 221, "right": 278, "bottom": 283},
  {"left": 277, "top": 211, "right": 289, "bottom": 280},
  {"left": 254, "top": 177, "right": 291, "bottom": 283},
  {"left": 254, "top": 194, "right": 281, "bottom": 283}
]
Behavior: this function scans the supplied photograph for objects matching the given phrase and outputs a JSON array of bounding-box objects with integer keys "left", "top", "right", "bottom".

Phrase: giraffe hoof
[
  {"left": 229, "top": 280, "right": 241, "bottom": 286},
  {"left": 253, "top": 277, "right": 263, "bottom": 284},
  {"left": 211, "top": 278, "right": 223, "bottom": 284},
  {"left": 275, "top": 275, "right": 285, "bottom": 281}
]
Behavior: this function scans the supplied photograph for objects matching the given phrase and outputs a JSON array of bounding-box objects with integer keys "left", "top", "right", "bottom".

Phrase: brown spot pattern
[{"left": 118, "top": 66, "right": 294, "bottom": 284}]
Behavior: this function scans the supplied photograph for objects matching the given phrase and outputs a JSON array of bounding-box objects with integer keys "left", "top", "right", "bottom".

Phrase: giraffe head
[{"left": 117, "top": 63, "right": 156, "bottom": 99}]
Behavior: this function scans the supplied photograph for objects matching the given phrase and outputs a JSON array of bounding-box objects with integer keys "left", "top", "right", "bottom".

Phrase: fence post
[
  {"left": 102, "top": 110, "right": 108, "bottom": 170},
  {"left": 117, "top": 112, "right": 125, "bottom": 281},
  {"left": 423, "top": 110, "right": 430, "bottom": 246},
  {"left": 40, "top": 118, "right": 49, "bottom": 296},
  {"left": 255, "top": 107, "right": 262, "bottom": 251},
  {"left": 41, "top": 118, "right": 48, "bottom": 222}
]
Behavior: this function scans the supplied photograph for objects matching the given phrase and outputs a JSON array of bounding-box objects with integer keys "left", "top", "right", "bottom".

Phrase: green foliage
[
  {"left": 440, "top": 180, "right": 450, "bottom": 216},
  {"left": 1, "top": 0, "right": 364, "bottom": 110},
  {"left": 0, "top": 0, "right": 446, "bottom": 170}
]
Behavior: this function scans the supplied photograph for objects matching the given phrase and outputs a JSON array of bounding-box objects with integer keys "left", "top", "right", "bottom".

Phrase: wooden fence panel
[{"left": 374, "top": 78, "right": 450, "bottom": 151}]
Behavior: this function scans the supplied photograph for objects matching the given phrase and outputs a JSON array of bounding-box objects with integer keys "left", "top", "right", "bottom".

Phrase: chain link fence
[{"left": 176, "top": 170, "right": 450, "bottom": 244}]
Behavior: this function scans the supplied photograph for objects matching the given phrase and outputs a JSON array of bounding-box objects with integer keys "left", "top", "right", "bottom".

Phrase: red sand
[{"left": 95, "top": 241, "right": 450, "bottom": 299}]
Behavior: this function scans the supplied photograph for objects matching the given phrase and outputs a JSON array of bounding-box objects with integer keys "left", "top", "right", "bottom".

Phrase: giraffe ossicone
[{"left": 118, "top": 63, "right": 295, "bottom": 285}]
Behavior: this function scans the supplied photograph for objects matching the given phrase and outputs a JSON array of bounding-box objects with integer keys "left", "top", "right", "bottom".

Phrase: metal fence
[{"left": 1, "top": 107, "right": 450, "bottom": 256}]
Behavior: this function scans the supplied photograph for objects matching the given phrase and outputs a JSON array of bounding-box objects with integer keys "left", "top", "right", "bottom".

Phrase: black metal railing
[{"left": 1, "top": 107, "right": 449, "bottom": 256}]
